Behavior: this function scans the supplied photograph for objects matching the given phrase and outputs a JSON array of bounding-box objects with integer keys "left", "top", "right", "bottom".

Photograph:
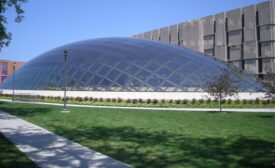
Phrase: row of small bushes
[{"left": 1, "top": 93, "right": 274, "bottom": 105}]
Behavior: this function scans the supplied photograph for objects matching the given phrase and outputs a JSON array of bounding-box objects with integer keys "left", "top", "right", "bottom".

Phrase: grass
[
  {"left": 0, "top": 101, "right": 275, "bottom": 167},
  {"left": 0, "top": 133, "right": 38, "bottom": 168}
]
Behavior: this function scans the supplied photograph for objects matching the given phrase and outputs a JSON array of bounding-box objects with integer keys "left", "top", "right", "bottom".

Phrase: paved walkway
[
  {"left": 0, "top": 111, "right": 132, "bottom": 168},
  {"left": 0, "top": 99, "right": 275, "bottom": 112}
]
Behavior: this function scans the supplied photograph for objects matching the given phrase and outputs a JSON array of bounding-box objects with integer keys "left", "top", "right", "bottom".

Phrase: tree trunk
[{"left": 219, "top": 96, "right": 222, "bottom": 112}]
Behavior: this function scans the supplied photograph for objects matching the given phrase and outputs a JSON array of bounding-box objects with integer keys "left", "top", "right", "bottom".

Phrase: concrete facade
[{"left": 132, "top": 1, "right": 275, "bottom": 79}]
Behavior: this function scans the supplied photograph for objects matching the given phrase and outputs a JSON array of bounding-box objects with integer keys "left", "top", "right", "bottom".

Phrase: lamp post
[
  {"left": 12, "top": 64, "right": 15, "bottom": 102},
  {"left": 61, "top": 49, "right": 70, "bottom": 113}
]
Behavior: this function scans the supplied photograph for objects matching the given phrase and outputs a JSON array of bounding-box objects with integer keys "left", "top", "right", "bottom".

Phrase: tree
[
  {"left": 207, "top": 69, "right": 239, "bottom": 112},
  {"left": 0, "top": 0, "right": 27, "bottom": 50},
  {"left": 263, "top": 69, "right": 275, "bottom": 100}
]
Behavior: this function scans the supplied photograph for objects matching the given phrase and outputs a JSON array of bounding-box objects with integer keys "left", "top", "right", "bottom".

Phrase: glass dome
[{"left": 0, "top": 37, "right": 264, "bottom": 92}]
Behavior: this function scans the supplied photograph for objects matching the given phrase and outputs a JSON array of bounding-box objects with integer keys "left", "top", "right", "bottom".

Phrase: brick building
[{"left": 0, "top": 60, "right": 25, "bottom": 83}]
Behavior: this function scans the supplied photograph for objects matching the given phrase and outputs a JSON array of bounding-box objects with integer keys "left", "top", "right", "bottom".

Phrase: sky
[{"left": 1, "top": 0, "right": 267, "bottom": 62}]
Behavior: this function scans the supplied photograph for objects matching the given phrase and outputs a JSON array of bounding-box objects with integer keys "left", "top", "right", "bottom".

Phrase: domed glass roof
[{"left": 0, "top": 37, "right": 264, "bottom": 92}]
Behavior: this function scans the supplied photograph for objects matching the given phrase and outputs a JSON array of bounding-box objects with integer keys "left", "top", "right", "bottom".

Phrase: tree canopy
[
  {"left": 0, "top": 0, "right": 27, "bottom": 50},
  {"left": 207, "top": 69, "right": 239, "bottom": 111}
]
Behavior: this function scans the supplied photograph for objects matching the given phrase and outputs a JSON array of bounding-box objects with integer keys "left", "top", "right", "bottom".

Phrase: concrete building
[
  {"left": 132, "top": 1, "right": 275, "bottom": 79},
  {"left": 0, "top": 60, "right": 25, "bottom": 84}
]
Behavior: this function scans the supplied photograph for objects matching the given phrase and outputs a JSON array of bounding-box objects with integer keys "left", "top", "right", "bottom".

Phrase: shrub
[
  {"left": 175, "top": 99, "right": 181, "bottom": 104},
  {"left": 112, "top": 98, "right": 116, "bottom": 102},
  {"left": 227, "top": 99, "right": 232, "bottom": 104},
  {"left": 99, "top": 98, "right": 104, "bottom": 102},
  {"left": 75, "top": 97, "right": 83, "bottom": 102},
  {"left": 40, "top": 96, "right": 45, "bottom": 100},
  {"left": 182, "top": 99, "right": 188, "bottom": 104},
  {"left": 199, "top": 99, "right": 204, "bottom": 104},
  {"left": 84, "top": 96, "right": 89, "bottom": 101},
  {"left": 117, "top": 98, "right": 122, "bottom": 103},
  {"left": 255, "top": 98, "right": 260, "bottom": 104},
  {"left": 191, "top": 99, "right": 197, "bottom": 104},
  {"left": 262, "top": 100, "right": 267, "bottom": 105},
  {"left": 266, "top": 99, "right": 271, "bottom": 104},
  {"left": 248, "top": 99, "right": 253, "bottom": 104},
  {"left": 235, "top": 99, "right": 240, "bottom": 104},
  {"left": 169, "top": 99, "right": 173, "bottom": 103},
  {"left": 161, "top": 99, "right": 166, "bottom": 103},
  {"left": 221, "top": 99, "right": 225, "bottom": 104},
  {"left": 147, "top": 99, "right": 152, "bottom": 104},
  {"left": 126, "top": 99, "right": 131, "bottom": 103},
  {"left": 138, "top": 98, "right": 144, "bottom": 103},
  {"left": 54, "top": 96, "right": 60, "bottom": 100},
  {"left": 106, "top": 98, "right": 111, "bottom": 102},
  {"left": 272, "top": 99, "right": 275, "bottom": 104},
  {"left": 93, "top": 98, "right": 98, "bottom": 102},
  {"left": 89, "top": 97, "right": 93, "bottom": 101},
  {"left": 242, "top": 99, "right": 247, "bottom": 104},
  {"left": 152, "top": 99, "right": 158, "bottom": 104},
  {"left": 206, "top": 98, "right": 211, "bottom": 104},
  {"left": 132, "top": 99, "right": 138, "bottom": 104},
  {"left": 214, "top": 98, "right": 219, "bottom": 103}
]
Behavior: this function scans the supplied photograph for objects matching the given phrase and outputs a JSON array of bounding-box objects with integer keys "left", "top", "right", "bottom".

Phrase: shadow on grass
[
  {"left": 53, "top": 126, "right": 275, "bottom": 168},
  {"left": 0, "top": 102, "right": 51, "bottom": 117},
  {"left": 258, "top": 115, "right": 275, "bottom": 119},
  {"left": 0, "top": 133, "right": 38, "bottom": 168}
]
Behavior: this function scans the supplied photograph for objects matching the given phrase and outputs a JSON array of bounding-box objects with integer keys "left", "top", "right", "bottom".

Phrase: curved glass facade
[{"left": 0, "top": 37, "right": 264, "bottom": 92}]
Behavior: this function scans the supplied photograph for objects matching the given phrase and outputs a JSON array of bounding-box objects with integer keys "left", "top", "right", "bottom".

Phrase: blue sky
[{"left": 1, "top": 0, "right": 266, "bottom": 62}]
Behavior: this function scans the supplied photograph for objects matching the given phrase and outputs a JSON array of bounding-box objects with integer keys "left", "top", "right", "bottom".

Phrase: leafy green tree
[{"left": 0, "top": 0, "right": 27, "bottom": 50}]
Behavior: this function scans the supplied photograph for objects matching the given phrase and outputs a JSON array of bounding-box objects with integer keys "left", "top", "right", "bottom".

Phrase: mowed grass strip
[
  {"left": 0, "top": 101, "right": 274, "bottom": 168},
  {"left": 0, "top": 133, "right": 38, "bottom": 168}
]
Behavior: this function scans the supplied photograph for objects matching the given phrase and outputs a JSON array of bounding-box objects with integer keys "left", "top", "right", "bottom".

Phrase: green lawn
[
  {"left": 0, "top": 101, "right": 275, "bottom": 168},
  {"left": 0, "top": 133, "right": 38, "bottom": 168}
]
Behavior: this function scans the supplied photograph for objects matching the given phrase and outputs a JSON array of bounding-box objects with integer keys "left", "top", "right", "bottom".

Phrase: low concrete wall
[{"left": 0, "top": 90, "right": 267, "bottom": 100}]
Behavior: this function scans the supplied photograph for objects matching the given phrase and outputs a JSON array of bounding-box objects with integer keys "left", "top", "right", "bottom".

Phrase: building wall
[
  {"left": 132, "top": 1, "right": 275, "bottom": 78},
  {"left": 0, "top": 60, "right": 25, "bottom": 84}
]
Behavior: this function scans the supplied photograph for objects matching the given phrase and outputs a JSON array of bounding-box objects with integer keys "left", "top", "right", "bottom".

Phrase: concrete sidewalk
[
  {"left": 0, "top": 111, "right": 132, "bottom": 168},
  {"left": 0, "top": 99, "right": 275, "bottom": 112}
]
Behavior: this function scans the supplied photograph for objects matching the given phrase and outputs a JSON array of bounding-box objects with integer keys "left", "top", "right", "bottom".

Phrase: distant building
[
  {"left": 0, "top": 60, "right": 25, "bottom": 84},
  {"left": 132, "top": 1, "right": 275, "bottom": 79}
]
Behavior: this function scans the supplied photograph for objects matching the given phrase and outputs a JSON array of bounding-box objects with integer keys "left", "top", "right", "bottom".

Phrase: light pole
[
  {"left": 12, "top": 63, "right": 15, "bottom": 102},
  {"left": 61, "top": 49, "right": 70, "bottom": 113}
]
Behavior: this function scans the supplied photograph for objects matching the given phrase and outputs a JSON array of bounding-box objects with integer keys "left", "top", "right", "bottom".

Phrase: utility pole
[
  {"left": 12, "top": 63, "right": 15, "bottom": 102},
  {"left": 61, "top": 49, "right": 70, "bottom": 113}
]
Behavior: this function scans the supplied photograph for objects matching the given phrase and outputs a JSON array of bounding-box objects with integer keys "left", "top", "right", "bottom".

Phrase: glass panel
[
  {"left": 156, "top": 67, "right": 172, "bottom": 78},
  {"left": 116, "top": 61, "right": 129, "bottom": 70},
  {"left": 116, "top": 74, "right": 129, "bottom": 85},
  {"left": 136, "top": 69, "right": 151, "bottom": 81},
  {"left": 74, "top": 69, "right": 85, "bottom": 80},
  {"left": 81, "top": 72, "right": 93, "bottom": 83},
  {"left": 88, "top": 75, "right": 102, "bottom": 85},
  {"left": 98, "top": 65, "right": 110, "bottom": 76},
  {"left": 125, "top": 64, "right": 140, "bottom": 75},
  {"left": 107, "top": 69, "right": 121, "bottom": 81},
  {"left": 145, "top": 62, "right": 160, "bottom": 72}
]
